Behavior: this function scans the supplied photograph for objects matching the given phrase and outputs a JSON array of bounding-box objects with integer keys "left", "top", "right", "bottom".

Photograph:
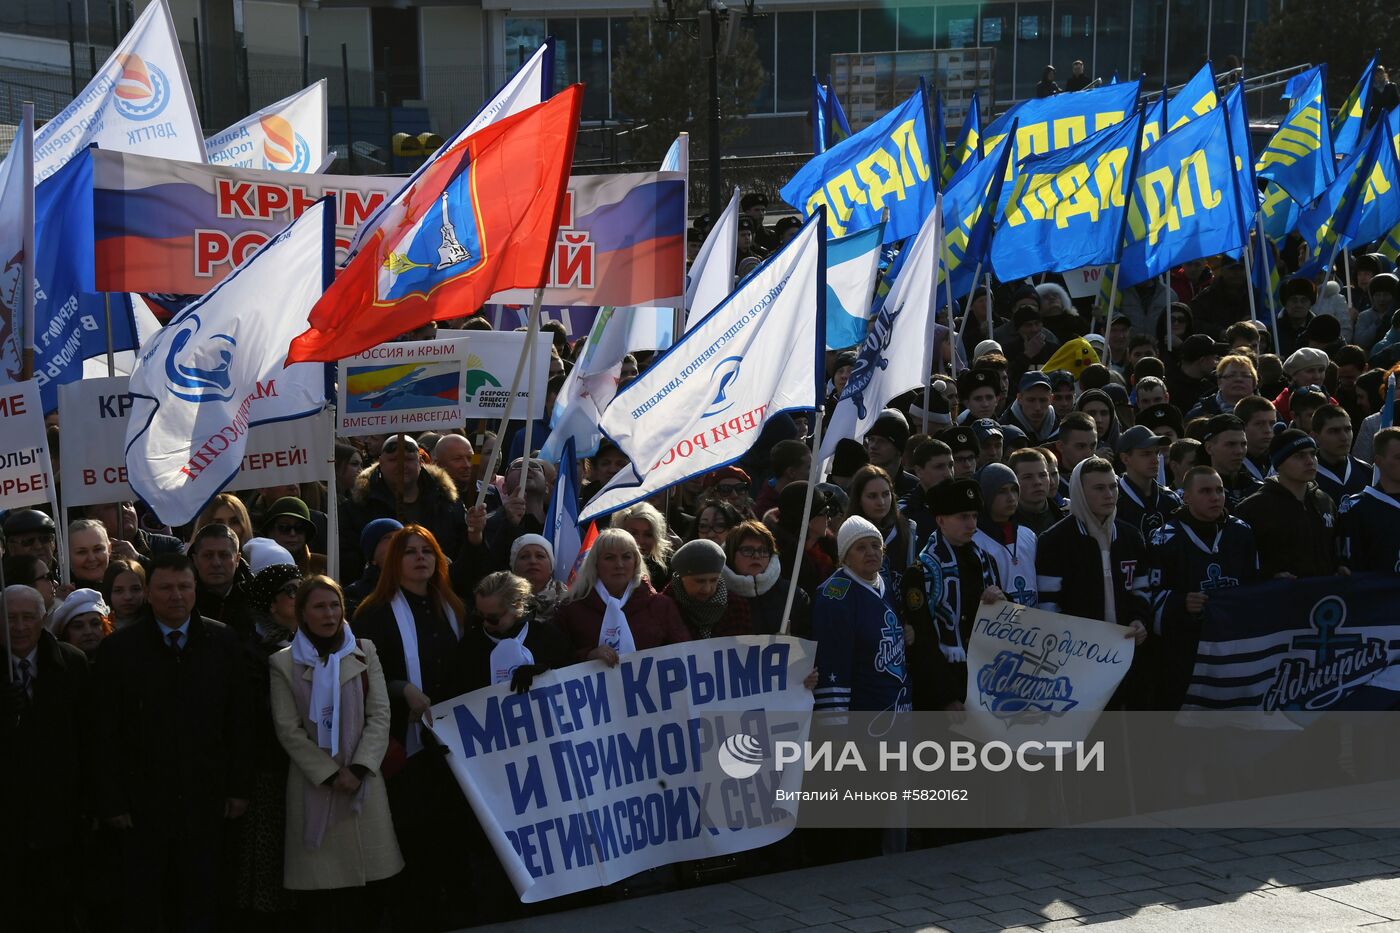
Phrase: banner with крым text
[
  {"left": 337, "top": 338, "right": 468, "bottom": 438},
  {"left": 429, "top": 636, "right": 815, "bottom": 902},
  {"left": 91, "top": 149, "right": 401, "bottom": 294},
  {"left": 962, "top": 602, "right": 1135, "bottom": 747},
  {"left": 60, "top": 376, "right": 330, "bottom": 508}
]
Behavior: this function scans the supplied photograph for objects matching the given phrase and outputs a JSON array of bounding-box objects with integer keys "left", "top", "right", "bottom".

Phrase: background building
[{"left": 0, "top": 0, "right": 1272, "bottom": 162}]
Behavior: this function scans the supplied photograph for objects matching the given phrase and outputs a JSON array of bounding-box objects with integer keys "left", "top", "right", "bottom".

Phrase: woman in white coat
[{"left": 269, "top": 575, "right": 404, "bottom": 932}]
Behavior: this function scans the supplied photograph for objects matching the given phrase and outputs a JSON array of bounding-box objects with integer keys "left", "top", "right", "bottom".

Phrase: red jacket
[{"left": 557, "top": 579, "right": 692, "bottom": 661}]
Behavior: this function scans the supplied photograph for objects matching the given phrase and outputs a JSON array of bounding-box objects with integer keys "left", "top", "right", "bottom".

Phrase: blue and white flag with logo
[
  {"left": 34, "top": 0, "right": 205, "bottom": 182},
  {"left": 825, "top": 223, "right": 885, "bottom": 349},
  {"left": 820, "top": 194, "right": 942, "bottom": 462},
  {"left": 544, "top": 437, "right": 591, "bottom": 583},
  {"left": 125, "top": 198, "right": 333, "bottom": 525},
  {"left": 580, "top": 213, "right": 827, "bottom": 522},
  {"left": 205, "top": 80, "right": 328, "bottom": 172}
]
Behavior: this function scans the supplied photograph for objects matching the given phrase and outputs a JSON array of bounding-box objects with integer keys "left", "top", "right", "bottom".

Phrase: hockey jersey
[
  {"left": 1116, "top": 476, "right": 1182, "bottom": 542},
  {"left": 1221, "top": 470, "right": 1263, "bottom": 512},
  {"left": 1315, "top": 456, "right": 1372, "bottom": 504},
  {"left": 1338, "top": 486, "right": 1400, "bottom": 573},
  {"left": 901, "top": 530, "right": 1000, "bottom": 710},
  {"left": 971, "top": 523, "right": 1038, "bottom": 607},
  {"left": 811, "top": 569, "right": 911, "bottom": 714},
  {"left": 1147, "top": 514, "right": 1260, "bottom": 710}
]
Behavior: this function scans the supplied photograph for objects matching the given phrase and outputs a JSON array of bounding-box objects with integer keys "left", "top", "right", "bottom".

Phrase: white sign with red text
[
  {"left": 1064, "top": 266, "right": 1106, "bottom": 300},
  {"left": 0, "top": 381, "right": 55, "bottom": 510},
  {"left": 61, "top": 376, "right": 330, "bottom": 507}
]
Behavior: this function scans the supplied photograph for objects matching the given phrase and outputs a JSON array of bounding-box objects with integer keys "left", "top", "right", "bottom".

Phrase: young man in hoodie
[
  {"left": 971, "top": 463, "right": 1038, "bottom": 607},
  {"left": 1114, "top": 426, "right": 1180, "bottom": 540},
  {"left": 1001, "top": 371, "right": 1059, "bottom": 445},
  {"left": 1035, "top": 458, "right": 1151, "bottom": 646},
  {"left": 1355, "top": 272, "right": 1398, "bottom": 351},
  {"left": 1234, "top": 430, "right": 1339, "bottom": 579},
  {"left": 901, "top": 479, "right": 1003, "bottom": 712},
  {"left": 1147, "top": 466, "right": 1260, "bottom": 709}
]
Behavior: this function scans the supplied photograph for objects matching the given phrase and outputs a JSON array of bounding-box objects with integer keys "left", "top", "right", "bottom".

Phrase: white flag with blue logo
[
  {"left": 125, "top": 199, "right": 332, "bottom": 526},
  {"left": 820, "top": 194, "right": 942, "bottom": 462},
  {"left": 34, "top": 0, "right": 205, "bottom": 183},
  {"left": 824, "top": 223, "right": 885, "bottom": 349},
  {"left": 580, "top": 213, "right": 827, "bottom": 522},
  {"left": 206, "top": 80, "right": 329, "bottom": 172},
  {"left": 683, "top": 188, "right": 741, "bottom": 332}
]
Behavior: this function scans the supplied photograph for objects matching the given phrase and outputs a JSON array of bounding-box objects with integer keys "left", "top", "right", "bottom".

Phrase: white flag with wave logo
[
  {"left": 819, "top": 194, "right": 942, "bottom": 463},
  {"left": 34, "top": 0, "right": 205, "bottom": 183},
  {"left": 125, "top": 199, "right": 332, "bottom": 525},
  {"left": 579, "top": 212, "right": 826, "bottom": 523},
  {"left": 206, "top": 80, "right": 328, "bottom": 172}
]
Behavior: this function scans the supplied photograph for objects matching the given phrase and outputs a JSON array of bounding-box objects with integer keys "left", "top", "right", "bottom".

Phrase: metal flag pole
[
  {"left": 1240, "top": 234, "right": 1260, "bottom": 324},
  {"left": 1103, "top": 264, "right": 1121, "bottom": 352},
  {"left": 518, "top": 298, "right": 541, "bottom": 499},
  {"left": 984, "top": 270, "right": 994, "bottom": 349},
  {"left": 778, "top": 409, "right": 823, "bottom": 637},
  {"left": 476, "top": 287, "right": 544, "bottom": 511},
  {"left": 1162, "top": 271, "right": 1173, "bottom": 355},
  {"left": 324, "top": 412, "right": 339, "bottom": 581},
  {"left": 1343, "top": 247, "right": 1355, "bottom": 312},
  {"left": 19, "top": 102, "right": 34, "bottom": 382}
]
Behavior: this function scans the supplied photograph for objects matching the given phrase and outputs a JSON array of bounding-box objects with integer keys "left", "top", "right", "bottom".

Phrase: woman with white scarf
[
  {"left": 556, "top": 528, "right": 691, "bottom": 666},
  {"left": 350, "top": 524, "right": 472, "bottom": 931},
  {"left": 269, "top": 576, "right": 402, "bottom": 931},
  {"left": 460, "top": 571, "right": 570, "bottom": 693},
  {"left": 722, "top": 520, "right": 810, "bottom": 636},
  {"left": 509, "top": 533, "right": 568, "bottom": 624}
]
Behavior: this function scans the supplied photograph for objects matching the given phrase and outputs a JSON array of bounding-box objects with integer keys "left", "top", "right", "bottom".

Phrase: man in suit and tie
[
  {"left": 94, "top": 553, "right": 253, "bottom": 932},
  {"left": 2, "top": 583, "right": 90, "bottom": 932}
]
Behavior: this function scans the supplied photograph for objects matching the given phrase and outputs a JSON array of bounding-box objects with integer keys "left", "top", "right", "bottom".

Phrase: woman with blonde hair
[
  {"left": 270, "top": 575, "right": 402, "bottom": 931},
  {"left": 193, "top": 492, "right": 254, "bottom": 548},
  {"left": 611, "top": 501, "right": 675, "bottom": 588},
  {"left": 556, "top": 528, "right": 689, "bottom": 665},
  {"left": 460, "top": 571, "right": 569, "bottom": 693}
]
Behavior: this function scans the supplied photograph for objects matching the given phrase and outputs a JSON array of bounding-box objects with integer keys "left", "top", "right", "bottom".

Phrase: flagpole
[
  {"left": 519, "top": 298, "right": 540, "bottom": 494},
  {"left": 943, "top": 255, "right": 958, "bottom": 380},
  {"left": 477, "top": 287, "right": 544, "bottom": 511},
  {"left": 324, "top": 412, "right": 339, "bottom": 581},
  {"left": 984, "top": 271, "right": 994, "bottom": 352},
  {"left": 1343, "top": 247, "right": 1355, "bottom": 312},
  {"left": 1240, "top": 233, "right": 1260, "bottom": 324},
  {"left": 1162, "top": 271, "right": 1173, "bottom": 354},
  {"left": 103, "top": 294, "right": 115, "bottom": 377},
  {"left": 1256, "top": 216, "right": 1282, "bottom": 352},
  {"left": 1104, "top": 264, "right": 1121, "bottom": 352},
  {"left": 778, "top": 408, "right": 823, "bottom": 637},
  {"left": 676, "top": 133, "right": 690, "bottom": 344},
  {"left": 19, "top": 102, "right": 34, "bottom": 382}
]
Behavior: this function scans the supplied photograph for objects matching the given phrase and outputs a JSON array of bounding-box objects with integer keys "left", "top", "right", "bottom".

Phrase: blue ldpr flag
[
  {"left": 31, "top": 150, "right": 137, "bottom": 413},
  {"left": 940, "top": 131, "right": 1017, "bottom": 300},
  {"left": 824, "top": 223, "right": 885, "bottom": 349},
  {"left": 781, "top": 87, "right": 935, "bottom": 243},
  {"left": 1297, "top": 121, "right": 1388, "bottom": 274},
  {"left": 1118, "top": 105, "right": 1251, "bottom": 287},
  {"left": 1141, "top": 62, "right": 1218, "bottom": 149},
  {"left": 1333, "top": 52, "right": 1378, "bottom": 157},
  {"left": 989, "top": 113, "right": 1143, "bottom": 281},
  {"left": 1340, "top": 109, "right": 1400, "bottom": 246},
  {"left": 945, "top": 92, "right": 981, "bottom": 184},
  {"left": 981, "top": 80, "right": 1141, "bottom": 160},
  {"left": 1256, "top": 67, "right": 1336, "bottom": 207},
  {"left": 812, "top": 77, "right": 852, "bottom": 154}
]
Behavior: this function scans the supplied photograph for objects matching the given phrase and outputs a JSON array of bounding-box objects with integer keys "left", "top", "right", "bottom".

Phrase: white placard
[
  {"left": 1064, "top": 266, "right": 1107, "bottom": 299},
  {"left": 0, "top": 381, "right": 55, "bottom": 510},
  {"left": 337, "top": 337, "right": 468, "bottom": 437},
  {"left": 437, "top": 330, "right": 551, "bottom": 421}
]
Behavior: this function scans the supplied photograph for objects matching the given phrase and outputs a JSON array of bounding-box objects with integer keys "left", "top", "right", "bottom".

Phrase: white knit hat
[
  {"left": 973, "top": 339, "right": 1003, "bottom": 362},
  {"left": 509, "top": 533, "right": 555, "bottom": 570},
  {"left": 836, "top": 515, "right": 882, "bottom": 564},
  {"left": 46, "top": 588, "right": 109, "bottom": 635},
  {"left": 242, "top": 537, "right": 296, "bottom": 576}
]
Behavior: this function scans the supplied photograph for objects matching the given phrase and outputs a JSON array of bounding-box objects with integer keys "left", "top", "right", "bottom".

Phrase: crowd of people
[{"left": 6, "top": 189, "right": 1400, "bottom": 932}]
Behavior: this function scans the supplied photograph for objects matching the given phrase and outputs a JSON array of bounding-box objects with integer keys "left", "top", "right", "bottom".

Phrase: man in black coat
[
  {"left": 190, "top": 523, "right": 255, "bottom": 636},
  {"left": 1, "top": 584, "right": 90, "bottom": 933},
  {"left": 93, "top": 553, "right": 253, "bottom": 933}
]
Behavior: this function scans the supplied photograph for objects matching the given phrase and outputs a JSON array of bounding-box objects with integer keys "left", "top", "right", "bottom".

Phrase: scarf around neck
[
  {"left": 671, "top": 578, "right": 731, "bottom": 639},
  {"left": 390, "top": 588, "right": 460, "bottom": 755},
  {"left": 484, "top": 618, "right": 534, "bottom": 686},
  {"left": 721, "top": 554, "right": 782, "bottom": 598},
  {"left": 289, "top": 623, "right": 358, "bottom": 757},
  {"left": 594, "top": 581, "right": 637, "bottom": 655}
]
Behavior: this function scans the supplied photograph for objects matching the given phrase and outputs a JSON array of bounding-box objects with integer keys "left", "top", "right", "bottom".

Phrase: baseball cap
[
  {"left": 1202, "top": 413, "right": 1244, "bottom": 442},
  {"left": 1018, "top": 371, "right": 1053, "bottom": 393},
  {"left": 1115, "top": 424, "right": 1172, "bottom": 455},
  {"left": 1179, "top": 334, "right": 1226, "bottom": 363}
]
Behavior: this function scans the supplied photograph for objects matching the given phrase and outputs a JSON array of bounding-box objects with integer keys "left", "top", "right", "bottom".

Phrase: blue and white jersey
[{"left": 811, "top": 568, "right": 911, "bottom": 714}]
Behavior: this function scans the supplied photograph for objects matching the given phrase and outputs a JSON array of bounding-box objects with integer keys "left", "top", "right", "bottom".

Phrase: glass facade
[{"left": 503, "top": 1, "right": 1262, "bottom": 123}]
